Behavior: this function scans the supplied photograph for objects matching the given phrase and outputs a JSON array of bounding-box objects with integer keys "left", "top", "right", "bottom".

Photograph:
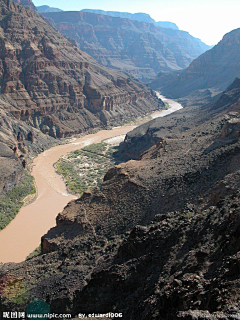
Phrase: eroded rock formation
[
  {"left": 0, "top": 0, "right": 161, "bottom": 139},
  {"left": 1, "top": 78, "right": 240, "bottom": 319},
  {"left": 0, "top": 103, "right": 56, "bottom": 194},
  {"left": 12, "top": 0, "right": 37, "bottom": 11},
  {"left": 42, "top": 11, "right": 210, "bottom": 83},
  {"left": 151, "top": 29, "right": 240, "bottom": 106}
]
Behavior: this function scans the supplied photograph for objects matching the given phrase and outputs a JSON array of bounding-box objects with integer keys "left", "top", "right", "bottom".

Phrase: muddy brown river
[{"left": 0, "top": 94, "right": 182, "bottom": 263}]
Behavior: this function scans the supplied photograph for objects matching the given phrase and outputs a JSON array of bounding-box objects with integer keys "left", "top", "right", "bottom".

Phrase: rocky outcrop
[
  {"left": 151, "top": 28, "right": 240, "bottom": 106},
  {"left": 75, "top": 189, "right": 240, "bottom": 319},
  {"left": 0, "top": 0, "right": 161, "bottom": 139},
  {"left": 42, "top": 11, "right": 210, "bottom": 83},
  {"left": 0, "top": 100, "right": 56, "bottom": 194},
  {"left": 0, "top": 142, "right": 24, "bottom": 194},
  {"left": 12, "top": 0, "right": 37, "bottom": 11}
]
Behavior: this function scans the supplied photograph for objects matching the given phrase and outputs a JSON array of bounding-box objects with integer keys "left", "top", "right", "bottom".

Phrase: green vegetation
[
  {"left": 26, "top": 244, "right": 41, "bottom": 260},
  {"left": 122, "top": 114, "right": 153, "bottom": 126},
  {"left": 0, "top": 171, "right": 36, "bottom": 230},
  {"left": 55, "top": 142, "right": 121, "bottom": 195},
  {"left": 164, "top": 101, "right": 170, "bottom": 109},
  {"left": 55, "top": 159, "right": 88, "bottom": 194},
  {"left": 82, "top": 143, "right": 107, "bottom": 154}
]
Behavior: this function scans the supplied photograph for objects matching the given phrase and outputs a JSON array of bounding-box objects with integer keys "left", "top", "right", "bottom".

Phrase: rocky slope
[
  {"left": 1, "top": 79, "right": 240, "bottom": 319},
  {"left": 81, "top": 9, "right": 179, "bottom": 30},
  {"left": 12, "top": 0, "right": 36, "bottom": 11},
  {"left": 123, "top": 78, "right": 240, "bottom": 158},
  {"left": 0, "top": 100, "right": 56, "bottom": 194},
  {"left": 42, "top": 11, "right": 210, "bottom": 83},
  {"left": 0, "top": 0, "right": 161, "bottom": 140},
  {"left": 151, "top": 28, "right": 240, "bottom": 106}
]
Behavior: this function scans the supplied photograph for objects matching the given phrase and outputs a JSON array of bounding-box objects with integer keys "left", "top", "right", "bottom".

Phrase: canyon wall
[
  {"left": 151, "top": 28, "right": 240, "bottom": 106},
  {"left": 1, "top": 78, "right": 240, "bottom": 319},
  {"left": 0, "top": 0, "right": 161, "bottom": 139},
  {"left": 42, "top": 11, "right": 210, "bottom": 83}
]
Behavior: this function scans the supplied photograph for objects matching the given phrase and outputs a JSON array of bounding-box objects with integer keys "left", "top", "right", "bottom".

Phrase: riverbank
[
  {"left": 0, "top": 172, "right": 36, "bottom": 231},
  {"left": 152, "top": 93, "right": 183, "bottom": 118},
  {"left": 0, "top": 126, "right": 137, "bottom": 263},
  {"left": 55, "top": 138, "right": 126, "bottom": 196},
  {"left": 0, "top": 94, "right": 183, "bottom": 263}
]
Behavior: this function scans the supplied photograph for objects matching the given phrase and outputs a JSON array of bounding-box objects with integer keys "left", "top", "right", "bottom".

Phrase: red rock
[{"left": 0, "top": 0, "right": 161, "bottom": 138}]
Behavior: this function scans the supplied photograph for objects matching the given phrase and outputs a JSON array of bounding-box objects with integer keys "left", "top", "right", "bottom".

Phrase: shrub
[{"left": 0, "top": 171, "right": 36, "bottom": 230}]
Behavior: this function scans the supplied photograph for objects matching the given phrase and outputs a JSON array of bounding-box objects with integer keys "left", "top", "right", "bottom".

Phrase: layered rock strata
[
  {"left": 1, "top": 79, "right": 240, "bottom": 319},
  {"left": 151, "top": 28, "right": 240, "bottom": 106},
  {"left": 0, "top": 102, "right": 56, "bottom": 194},
  {"left": 81, "top": 9, "right": 179, "bottom": 30},
  {"left": 42, "top": 11, "right": 210, "bottom": 83},
  {"left": 0, "top": 0, "right": 161, "bottom": 139}
]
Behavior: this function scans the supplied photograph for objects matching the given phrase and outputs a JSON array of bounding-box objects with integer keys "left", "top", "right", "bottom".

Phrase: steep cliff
[
  {"left": 12, "top": 0, "right": 36, "bottom": 11},
  {"left": 81, "top": 9, "right": 179, "bottom": 30},
  {"left": 0, "top": 140, "right": 24, "bottom": 195},
  {"left": 1, "top": 79, "right": 240, "bottom": 319},
  {"left": 0, "top": 99, "right": 56, "bottom": 194},
  {"left": 0, "top": 0, "right": 161, "bottom": 139},
  {"left": 42, "top": 11, "right": 210, "bottom": 83},
  {"left": 151, "top": 28, "right": 240, "bottom": 106}
]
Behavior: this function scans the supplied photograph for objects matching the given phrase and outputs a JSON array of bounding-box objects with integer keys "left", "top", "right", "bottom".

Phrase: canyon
[
  {"left": 0, "top": 0, "right": 240, "bottom": 319},
  {"left": 42, "top": 11, "right": 210, "bottom": 83},
  {"left": 1, "top": 0, "right": 161, "bottom": 138},
  {"left": 0, "top": 95, "right": 181, "bottom": 264},
  {"left": 0, "top": 0, "right": 162, "bottom": 199},
  {"left": 151, "top": 28, "right": 240, "bottom": 106},
  {"left": 1, "top": 76, "right": 240, "bottom": 318},
  {"left": 81, "top": 9, "right": 179, "bottom": 30}
]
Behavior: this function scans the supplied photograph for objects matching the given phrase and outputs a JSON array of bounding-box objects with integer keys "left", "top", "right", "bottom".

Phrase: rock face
[
  {"left": 0, "top": 102, "right": 56, "bottom": 194},
  {"left": 81, "top": 9, "right": 179, "bottom": 30},
  {"left": 1, "top": 79, "right": 240, "bottom": 319},
  {"left": 12, "top": 0, "right": 37, "bottom": 11},
  {"left": 76, "top": 190, "right": 240, "bottom": 319},
  {"left": 0, "top": 141, "right": 24, "bottom": 194},
  {"left": 42, "top": 11, "right": 210, "bottom": 83},
  {"left": 151, "top": 28, "right": 240, "bottom": 106},
  {"left": 37, "top": 5, "right": 63, "bottom": 13},
  {"left": 0, "top": 0, "right": 161, "bottom": 139}
]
